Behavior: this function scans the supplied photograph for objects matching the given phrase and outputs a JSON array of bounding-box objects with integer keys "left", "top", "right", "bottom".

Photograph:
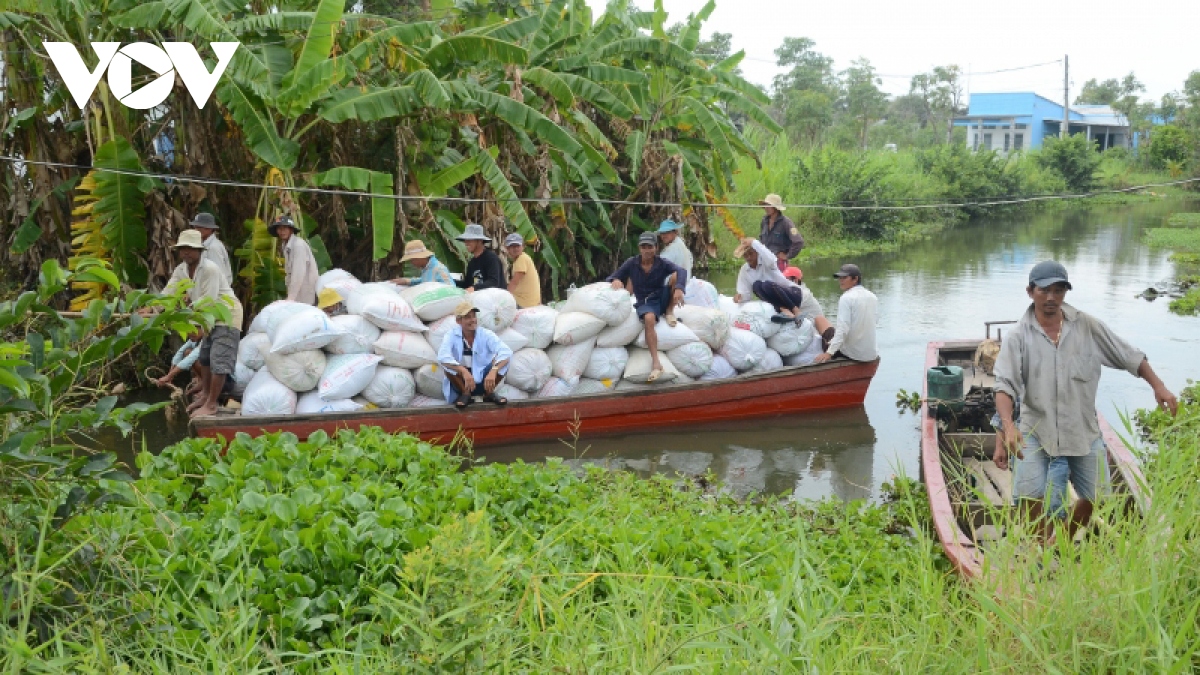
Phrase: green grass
[
  {"left": 1166, "top": 212, "right": 1200, "bottom": 228},
  {"left": 1146, "top": 227, "right": 1200, "bottom": 252}
]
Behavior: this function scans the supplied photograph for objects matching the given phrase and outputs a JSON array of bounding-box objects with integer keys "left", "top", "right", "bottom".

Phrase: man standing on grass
[
  {"left": 759, "top": 193, "right": 805, "bottom": 272},
  {"left": 607, "top": 231, "right": 688, "bottom": 383},
  {"left": 993, "top": 260, "right": 1177, "bottom": 542}
]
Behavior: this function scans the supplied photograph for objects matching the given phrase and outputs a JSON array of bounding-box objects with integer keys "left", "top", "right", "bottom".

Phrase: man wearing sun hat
[
  {"left": 503, "top": 233, "right": 541, "bottom": 307},
  {"left": 655, "top": 219, "right": 693, "bottom": 275},
  {"left": 190, "top": 212, "right": 233, "bottom": 286},
  {"left": 162, "top": 229, "right": 243, "bottom": 418},
  {"left": 454, "top": 223, "right": 504, "bottom": 292},
  {"left": 268, "top": 214, "right": 318, "bottom": 305},
  {"left": 759, "top": 194, "right": 805, "bottom": 273},
  {"left": 437, "top": 299, "right": 513, "bottom": 409},
  {"left": 391, "top": 239, "right": 453, "bottom": 286}
]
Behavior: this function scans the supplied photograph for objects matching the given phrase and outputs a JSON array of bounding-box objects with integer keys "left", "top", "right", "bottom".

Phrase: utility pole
[{"left": 1061, "top": 54, "right": 1069, "bottom": 138}]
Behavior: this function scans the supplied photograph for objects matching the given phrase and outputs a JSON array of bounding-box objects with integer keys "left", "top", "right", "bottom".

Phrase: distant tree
[
  {"left": 841, "top": 59, "right": 889, "bottom": 150},
  {"left": 784, "top": 89, "right": 834, "bottom": 146},
  {"left": 1183, "top": 71, "right": 1200, "bottom": 132},
  {"left": 910, "top": 65, "right": 965, "bottom": 143},
  {"left": 1160, "top": 94, "right": 1180, "bottom": 124},
  {"left": 1038, "top": 134, "right": 1102, "bottom": 192},
  {"left": 1075, "top": 78, "right": 1123, "bottom": 105},
  {"left": 1147, "top": 125, "right": 1193, "bottom": 171},
  {"left": 772, "top": 37, "right": 838, "bottom": 145}
]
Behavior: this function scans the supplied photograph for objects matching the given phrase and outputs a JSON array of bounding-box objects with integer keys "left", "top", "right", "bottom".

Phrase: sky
[{"left": 584, "top": 0, "right": 1199, "bottom": 106}]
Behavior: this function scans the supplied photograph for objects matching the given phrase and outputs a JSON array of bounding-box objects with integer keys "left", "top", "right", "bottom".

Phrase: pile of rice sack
[{"left": 236, "top": 271, "right": 820, "bottom": 416}]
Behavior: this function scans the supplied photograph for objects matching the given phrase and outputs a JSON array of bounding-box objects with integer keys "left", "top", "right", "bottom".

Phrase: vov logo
[{"left": 45, "top": 42, "right": 239, "bottom": 110}]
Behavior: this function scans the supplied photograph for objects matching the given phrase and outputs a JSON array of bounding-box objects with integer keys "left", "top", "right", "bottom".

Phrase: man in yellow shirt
[{"left": 504, "top": 233, "right": 541, "bottom": 307}]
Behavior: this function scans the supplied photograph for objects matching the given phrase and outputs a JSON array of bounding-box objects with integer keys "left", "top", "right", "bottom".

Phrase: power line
[{"left": 3, "top": 154, "right": 1197, "bottom": 212}]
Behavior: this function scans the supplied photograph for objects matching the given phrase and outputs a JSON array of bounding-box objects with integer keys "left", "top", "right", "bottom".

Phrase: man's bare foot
[
  {"left": 186, "top": 397, "right": 207, "bottom": 413},
  {"left": 192, "top": 403, "right": 218, "bottom": 417}
]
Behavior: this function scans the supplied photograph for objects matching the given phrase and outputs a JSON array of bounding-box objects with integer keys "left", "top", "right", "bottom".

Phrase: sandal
[
  {"left": 483, "top": 393, "right": 508, "bottom": 406},
  {"left": 665, "top": 313, "right": 678, "bottom": 328},
  {"left": 646, "top": 367, "right": 663, "bottom": 383},
  {"left": 770, "top": 313, "right": 796, "bottom": 324},
  {"left": 454, "top": 392, "right": 472, "bottom": 409}
]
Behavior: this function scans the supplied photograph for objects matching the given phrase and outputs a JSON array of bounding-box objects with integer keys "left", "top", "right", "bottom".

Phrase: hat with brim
[
  {"left": 833, "top": 263, "right": 862, "bottom": 279},
  {"left": 503, "top": 233, "right": 525, "bottom": 248},
  {"left": 656, "top": 219, "right": 682, "bottom": 234},
  {"left": 733, "top": 237, "right": 756, "bottom": 259},
  {"left": 455, "top": 223, "right": 490, "bottom": 242},
  {"left": 173, "top": 229, "right": 205, "bottom": 250},
  {"left": 318, "top": 288, "right": 343, "bottom": 309},
  {"left": 190, "top": 213, "right": 218, "bottom": 230},
  {"left": 759, "top": 194, "right": 786, "bottom": 211},
  {"left": 453, "top": 300, "right": 480, "bottom": 318},
  {"left": 637, "top": 231, "right": 657, "bottom": 247},
  {"left": 400, "top": 239, "right": 435, "bottom": 262},
  {"left": 1029, "top": 260, "right": 1072, "bottom": 290},
  {"left": 267, "top": 216, "right": 296, "bottom": 237}
]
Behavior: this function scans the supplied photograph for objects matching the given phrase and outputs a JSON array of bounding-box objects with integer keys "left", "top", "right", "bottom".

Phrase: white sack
[
  {"left": 767, "top": 318, "right": 816, "bottom": 357},
  {"left": 237, "top": 332, "right": 272, "bottom": 370},
  {"left": 784, "top": 331, "right": 826, "bottom": 367},
  {"left": 425, "top": 316, "right": 457, "bottom": 355},
  {"left": 506, "top": 348, "right": 553, "bottom": 393},
  {"left": 634, "top": 319, "right": 699, "bottom": 351},
  {"left": 683, "top": 278, "right": 720, "bottom": 309},
  {"left": 560, "top": 282, "right": 633, "bottom": 326},
  {"left": 700, "top": 355, "right": 738, "bottom": 381},
  {"left": 361, "top": 366, "right": 416, "bottom": 408},
  {"left": 583, "top": 347, "right": 629, "bottom": 381},
  {"left": 232, "top": 362, "right": 255, "bottom": 396},
  {"left": 731, "top": 301, "right": 781, "bottom": 339},
  {"left": 400, "top": 282, "right": 465, "bottom": 321},
  {"left": 324, "top": 314, "right": 381, "bottom": 355},
  {"left": 409, "top": 395, "right": 449, "bottom": 408},
  {"left": 471, "top": 288, "right": 518, "bottom": 332},
  {"left": 265, "top": 349, "right": 326, "bottom": 392},
  {"left": 535, "top": 376, "right": 576, "bottom": 399},
  {"left": 242, "top": 369, "right": 297, "bottom": 416},
  {"left": 248, "top": 300, "right": 309, "bottom": 336},
  {"left": 667, "top": 341, "right": 714, "bottom": 378},
  {"left": 595, "top": 310, "right": 642, "bottom": 348},
  {"left": 316, "top": 269, "right": 361, "bottom": 297},
  {"left": 296, "top": 391, "right": 366, "bottom": 415},
  {"left": 415, "top": 363, "right": 446, "bottom": 399},
  {"left": 348, "top": 285, "right": 426, "bottom": 332},
  {"left": 622, "top": 348, "right": 680, "bottom": 384},
  {"left": 717, "top": 295, "right": 739, "bottom": 322},
  {"left": 373, "top": 331, "right": 438, "bottom": 369},
  {"left": 719, "top": 328, "right": 767, "bottom": 372},
  {"left": 747, "top": 348, "right": 784, "bottom": 374},
  {"left": 554, "top": 312, "right": 607, "bottom": 345},
  {"left": 318, "top": 353, "right": 383, "bottom": 400},
  {"left": 547, "top": 338, "right": 595, "bottom": 385},
  {"left": 269, "top": 306, "right": 345, "bottom": 355},
  {"left": 511, "top": 306, "right": 558, "bottom": 349},
  {"left": 574, "top": 378, "right": 618, "bottom": 395},
  {"left": 494, "top": 382, "right": 530, "bottom": 401},
  {"left": 497, "top": 328, "right": 530, "bottom": 353},
  {"left": 675, "top": 305, "right": 730, "bottom": 350}
]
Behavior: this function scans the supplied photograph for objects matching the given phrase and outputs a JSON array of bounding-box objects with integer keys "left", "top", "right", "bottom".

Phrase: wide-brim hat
[
  {"left": 733, "top": 237, "right": 756, "bottom": 259},
  {"left": 400, "top": 239, "right": 435, "bottom": 262},
  {"left": 759, "top": 194, "right": 786, "bottom": 211},
  {"left": 190, "top": 212, "right": 217, "bottom": 230},
  {"left": 317, "top": 288, "right": 343, "bottom": 309},
  {"left": 455, "top": 223, "right": 490, "bottom": 242},
  {"left": 656, "top": 219, "right": 682, "bottom": 234},
  {"left": 174, "top": 229, "right": 205, "bottom": 249},
  {"left": 267, "top": 215, "right": 296, "bottom": 237}
]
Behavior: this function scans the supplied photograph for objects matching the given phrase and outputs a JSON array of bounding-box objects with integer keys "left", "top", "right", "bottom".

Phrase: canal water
[{"left": 107, "top": 200, "right": 1200, "bottom": 500}]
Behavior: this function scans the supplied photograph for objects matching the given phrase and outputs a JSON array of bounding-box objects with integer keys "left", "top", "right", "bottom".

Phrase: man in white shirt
[
  {"left": 192, "top": 213, "right": 233, "bottom": 286},
  {"left": 656, "top": 219, "right": 693, "bottom": 275},
  {"left": 814, "top": 264, "right": 878, "bottom": 363},
  {"left": 270, "top": 215, "right": 318, "bottom": 305},
  {"left": 733, "top": 237, "right": 832, "bottom": 336}
]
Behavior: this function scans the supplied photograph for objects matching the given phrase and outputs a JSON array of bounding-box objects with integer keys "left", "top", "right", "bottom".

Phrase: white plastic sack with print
[
  {"left": 242, "top": 369, "right": 297, "bottom": 416},
  {"left": 361, "top": 366, "right": 416, "bottom": 408}
]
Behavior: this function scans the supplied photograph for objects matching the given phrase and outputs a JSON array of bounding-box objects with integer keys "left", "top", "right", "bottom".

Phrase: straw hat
[
  {"left": 732, "top": 237, "right": 756, "bottom": 259},
  {"left": 317, "top": 288, "right": 343, "bottom": 309},
  {"left": 173, "top": 229, "right": 205, "bottom": 249},
  {"left": 400, "top": 239, "right": 435, "bottom": 262},
  {"left": 759, "top": 194, "right": 786, "bottom": 211}
]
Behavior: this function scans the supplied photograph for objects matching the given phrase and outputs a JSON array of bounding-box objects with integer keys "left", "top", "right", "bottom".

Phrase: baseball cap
[
  {"left": 454, "top": 300, "right": 480, "bottom": 317},
  {"left": 637, "top": 231, "right": 657, "bottom": 247},
  {"left": 833, "top": 263, "right": 862, "bottom": 279},
  {"left": 783, "top": 266, "right": 803, "bottom": 281},
  {"left": 1028, "top": 260, "right": 1072, "bottom": 289},
  {"left": 503, "top": 233, "right": 524, "bottom": 247}
]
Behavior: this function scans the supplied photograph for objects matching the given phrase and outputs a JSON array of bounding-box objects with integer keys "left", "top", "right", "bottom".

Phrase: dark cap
[
  {"left": 833, "top": 263, "right": 862, "bottom": 279},
  {"left": 637, "top": 231, "right": 657, "bottom": 247},
  {"left": 268, "top": 215, "right": 296, "bottom": 237},
  {"left": 1029, "top": 260, "right": 1072, "bottom": 290},
  {"left": 190, "top": 212, "right": 217, "bottom": 230}
]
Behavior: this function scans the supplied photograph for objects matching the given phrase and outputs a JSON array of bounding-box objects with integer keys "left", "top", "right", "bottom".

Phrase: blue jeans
[{"left": 1013, "top": 434, "right": 1109, "bottom": 519}]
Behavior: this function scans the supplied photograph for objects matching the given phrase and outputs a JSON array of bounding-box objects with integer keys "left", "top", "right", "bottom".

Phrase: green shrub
[
  {"left": 1037, "top": 134, "right": 1102, "bottom": 192},
  {"left": 1147, "top": 125, "right": 1194, "bottom": 171},
  {"left": 1166, "top": 212, "right": 1200, "bottom": 228},
  {"left": 790, "top": 148, "right": 902, "bottom": 240}
]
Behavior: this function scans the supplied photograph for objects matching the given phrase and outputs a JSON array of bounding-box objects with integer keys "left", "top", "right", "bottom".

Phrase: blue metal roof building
[{"left": 954, "top": 92, "right": 1144, "bottom": 155}]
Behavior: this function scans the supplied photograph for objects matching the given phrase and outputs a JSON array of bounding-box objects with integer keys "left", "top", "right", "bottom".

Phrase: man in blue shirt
[
  {"left": 391, "top": 239, "right": 453, "bottom": 286},
  {"left": 607, "top": 231, "right": 688, "bottom": 382},
  {"left": 438, "top": 300, "right": 513, "bottom": 408}
]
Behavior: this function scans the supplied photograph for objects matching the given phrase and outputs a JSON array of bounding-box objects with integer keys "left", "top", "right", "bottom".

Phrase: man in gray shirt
[{"left": 994, "top": 260, "right": 1177, "bottom": 541}]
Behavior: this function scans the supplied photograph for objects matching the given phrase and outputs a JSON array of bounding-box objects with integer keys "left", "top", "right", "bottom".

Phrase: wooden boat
[
  {"left": 192, "top": 357, "right": 880, "bottom": 447},
  {"left": 920, "top": 336, "right": 1150, "bottom": 580}
]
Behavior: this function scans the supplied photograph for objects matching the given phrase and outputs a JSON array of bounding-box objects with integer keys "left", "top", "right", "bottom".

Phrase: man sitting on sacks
[
  {"left": 607, "top": 231, "right": 688, "bottom": 383},
  {"left": 438, "top": 300, "right": 513, "bottom": 409},
  {"left": 734, "top": 237, "right": 833, "bottom": 341}
]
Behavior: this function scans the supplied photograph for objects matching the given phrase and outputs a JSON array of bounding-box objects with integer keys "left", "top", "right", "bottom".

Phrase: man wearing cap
[
  {"left": 607, "top": 231, "right": 688, "bottom": 382},
  {"left": 162, "top": 230, "right": 244, "bottom": 418},
  {"left": 269, "top": 215, "right": 318, "bottom": 305},
  {"left": 993, "top": 261, "right": 1177, "bottom": 541},
  {"left": 503, "top": 233, "right": 541, "bottom": 308},
  {"left": 391, "top": 239, "right": 453, "bottom": 286},
  {"left": 656, "top": 220, "right": 693, "bottom": 275},
  {"left": 734, "top": 237, "right": 832, "bottom": 335},
  {"left": 191, "top": 213, "right": 233, "bottom": 286},
  {"left": 813, "top": 264, "right": 877, "bottom": 364},
  {"left": 438, "top": 300, "right": 513, "bottom": 408},
  {"left": 318, "top": 288, "right": 346, "bottom": 317},
  {"left": 759, "top": 194, "right": 804, "bottom": 272},
  {"left": 454, "top": 223, "right": 504, "bottom": 292}
]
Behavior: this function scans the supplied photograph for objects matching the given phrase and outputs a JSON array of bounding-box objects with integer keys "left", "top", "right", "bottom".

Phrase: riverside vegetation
[{"left": 1145, "top": 212, "right": 1200, "bottom": 315}]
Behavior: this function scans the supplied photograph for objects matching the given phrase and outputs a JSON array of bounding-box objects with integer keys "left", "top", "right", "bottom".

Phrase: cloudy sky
[{"left": 584, "top": 0, "right": 1198, "bottom": 106}]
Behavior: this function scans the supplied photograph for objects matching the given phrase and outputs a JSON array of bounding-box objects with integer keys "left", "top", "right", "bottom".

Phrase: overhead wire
[{"left": 3, "top": 154, "right": 1197, "bottom": 212}]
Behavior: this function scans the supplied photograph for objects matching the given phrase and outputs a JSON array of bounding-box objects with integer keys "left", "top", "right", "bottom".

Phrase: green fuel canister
[{"left": 927, "top": 366, "right": 965, "bottom": 413}]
